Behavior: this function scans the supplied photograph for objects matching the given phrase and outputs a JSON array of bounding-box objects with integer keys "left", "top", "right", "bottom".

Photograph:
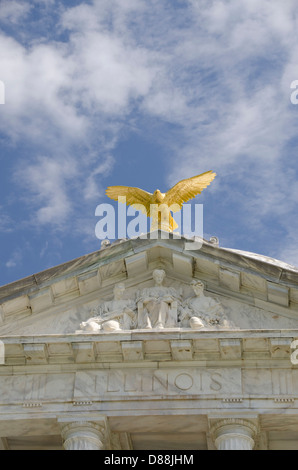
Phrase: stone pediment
[
  {"left": 0, "top": 233, "right": 298, "bottom": 335},
  {"left": 2, "top": 234, "right": 298, "bottom": 451}
]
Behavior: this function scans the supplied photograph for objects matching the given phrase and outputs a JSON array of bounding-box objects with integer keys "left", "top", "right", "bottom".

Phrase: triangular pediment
[{"left": 0, "top": 233, "right": 298, "bottom": 335}]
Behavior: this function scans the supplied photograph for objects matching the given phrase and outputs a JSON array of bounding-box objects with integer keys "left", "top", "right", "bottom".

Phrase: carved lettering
[
  {"left": 74, "top": 368, "right": 241, "bottom": 399},
  {"left": 210, "top": 372, "right": 222, "bottom": 391},
  {"left": 106, "top": 372, "right": 121, "bottom": 393},
  {"left": 197, "top": 371, "right": 203, "bottom": 392},
  {"left": 174, "top": 373, "right": 194, "bottom": 391},
  {"left": 152, "top": 372, "right": 169, "bottom": 392},
  {"left": 140, "top": 374, "right": 153, "bottom": 392},
  {"left": 124, "top": 373, "right": 138, "bottom": 392}
]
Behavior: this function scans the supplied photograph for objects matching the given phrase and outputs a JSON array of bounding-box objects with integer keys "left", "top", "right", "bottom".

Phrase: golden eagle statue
[{"left": 106, "top": 170, "right": 216, "bottom": 232}]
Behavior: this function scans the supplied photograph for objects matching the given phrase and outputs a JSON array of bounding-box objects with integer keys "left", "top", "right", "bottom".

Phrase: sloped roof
[
  {"left": 0, "top": 231, "right": 297, "bottom": 337},
  {"left": 0, "top": 232, "right": 297, "bottom": 303}
]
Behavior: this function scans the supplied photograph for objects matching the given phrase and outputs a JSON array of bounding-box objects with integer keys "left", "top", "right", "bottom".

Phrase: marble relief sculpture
[
  {"left": 78, "top": 283, "right": 136, "bottom": 332},
  {"left": 78, "top": 274, "right": 229, "bottom": 332},
  {"left": 136, "top": 269, "right": 182, "bottom": 329},
  {"left": 179, "top": 280, "right": 229, "bottom": 329}
]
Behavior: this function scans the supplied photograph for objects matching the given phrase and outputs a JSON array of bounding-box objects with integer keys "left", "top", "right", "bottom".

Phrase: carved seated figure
[
  {"left": 136, "top": 269, "right": 182, "bottom": 329},
  {"left": 79, "top": 283, "right": 136, "bottom": 332},
  {"left": 179, "top": 280, "right": 229, "bottom": 329}
]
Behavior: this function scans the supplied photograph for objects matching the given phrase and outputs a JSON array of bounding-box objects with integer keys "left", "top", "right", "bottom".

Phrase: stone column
[
  {"left": 210, "top": 418, "right": 258, "bottom": 450},
  {"left": 60, "top": 420, "right": 109, "bottom": 450}
]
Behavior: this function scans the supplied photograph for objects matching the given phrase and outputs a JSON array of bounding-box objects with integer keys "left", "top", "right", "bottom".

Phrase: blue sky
[{"left": 1, "top": 0, "right": 298, "bottom": 286}]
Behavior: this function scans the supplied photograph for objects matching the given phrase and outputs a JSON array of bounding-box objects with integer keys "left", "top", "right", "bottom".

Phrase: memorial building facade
[{"left": 0, "top": 234, "right": 298, "bottom": 450}]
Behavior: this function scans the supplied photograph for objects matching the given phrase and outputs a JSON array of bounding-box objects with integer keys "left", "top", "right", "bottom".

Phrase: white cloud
[
  {"left": 0, "top": 1, "right": 158, "bottom": 231},
  {"left": 15, "top": 156, "right": 77, "bottom": 227},
  {"left": 148, "top": 1, "right": 298, "bottom": 224},
  {"left": 1, "top": 0, "right": 298, "bottom": 261},
  {"left": 0, "top": 1, "right": 31, "bottom": 24},
  {"left": 0, "top": 208, "right": 13, "bottom": 233},
  {"left": 39, "top": 241, "right": 49, "bottom": 258},
  {"left": 0, "top": 0, "right": 157, "bottom": 145},
  {"left": 0, "top": 34, "right": 88, "bottom": 143},
  {"left": 5, "top": 248, "right": 22, "bottom": 269},
  {"left": 67, "top": 31, "right": 155, "bottom": 115},
  {"left": 83, "top": 155, "right": 115, "bottom": 201}
]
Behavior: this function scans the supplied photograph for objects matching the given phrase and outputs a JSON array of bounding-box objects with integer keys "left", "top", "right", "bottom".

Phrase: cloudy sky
[{"left": 0, "top": 0, "right": 298, "bottom": 286}]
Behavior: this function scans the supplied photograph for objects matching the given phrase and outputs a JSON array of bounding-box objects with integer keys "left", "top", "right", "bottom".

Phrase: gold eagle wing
[
  {"left": 105, "top": 186, "right": 153, "bottom": 215},
  {"left": 163, "top": 170, "right": 216, "bottom": 212}
]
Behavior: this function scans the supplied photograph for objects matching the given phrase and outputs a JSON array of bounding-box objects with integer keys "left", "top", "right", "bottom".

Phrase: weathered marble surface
[
  {"left": 0, "top": 235, "right": 298, "bottom": 450},
  {"left": 0, "top": 234, "right": 298, "bottom": 336},
  {"left": 0, "top": 361, "right": 297, "bottom": 404},
  {"left": 1, "top": 286, "right": 298, "bottom": 335},
  {"left": 73, "top": 367, "right": 242, "bottom": 399}
]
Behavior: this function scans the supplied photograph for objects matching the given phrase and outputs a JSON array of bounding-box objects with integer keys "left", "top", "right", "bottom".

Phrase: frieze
[
  {"left": 77, "top": 270, "right": 233, "bottom": 333},
  {"left": 73, "top": 368, "right": 242, "bottom": 398},
  {"left": 0, "top": 368, "right": 297, "bottom": 404}
]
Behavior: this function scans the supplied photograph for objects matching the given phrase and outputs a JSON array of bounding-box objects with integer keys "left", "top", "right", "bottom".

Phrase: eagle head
[{"left": 153, "top": 189, "right": 164, "bottom": 203}]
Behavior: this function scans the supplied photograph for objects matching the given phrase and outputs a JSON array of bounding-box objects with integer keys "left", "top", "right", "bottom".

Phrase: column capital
[
  {"left": 59, "top": 416, "right": 110, "bottom": 450},
  {"left": 209, "top": 418, "right": 258, "bottom": 450}
]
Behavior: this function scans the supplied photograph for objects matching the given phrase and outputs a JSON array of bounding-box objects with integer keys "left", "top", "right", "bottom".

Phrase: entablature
[{"left": 1, "top": 329, "right": 297, "bottom": 367}]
